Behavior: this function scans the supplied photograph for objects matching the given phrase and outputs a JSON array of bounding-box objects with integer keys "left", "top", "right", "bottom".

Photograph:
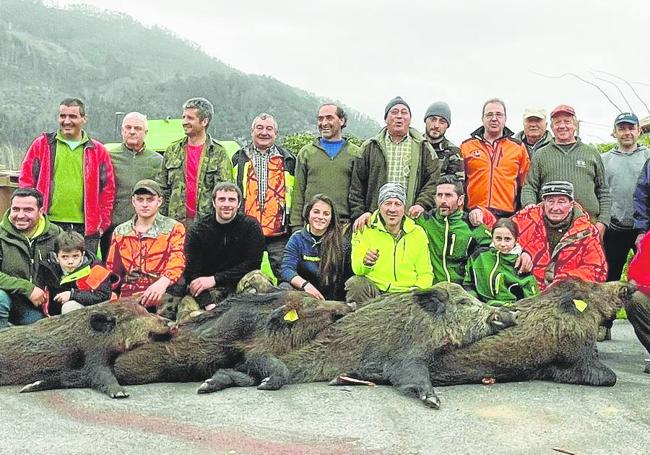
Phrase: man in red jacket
[
  {"left": 19, "top": 98, "right": 115, "bottom": 255},
  {"left": 512, "top": 181, "right": 607, "bottom": 291}
]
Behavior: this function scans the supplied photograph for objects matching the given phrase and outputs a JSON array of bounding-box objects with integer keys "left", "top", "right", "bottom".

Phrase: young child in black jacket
[{"left": 39, "top": 231, "right": 115, "bottom": 316}]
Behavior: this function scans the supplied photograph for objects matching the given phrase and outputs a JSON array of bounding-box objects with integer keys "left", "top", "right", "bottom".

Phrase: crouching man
[
  {"left": 106, "top": 180, "right": 186, "bottom": 312},
  {"left": 178, "top": 182, "right": 265, "bottom": 322},
  {"left": 0, "top": 188, "right": 61, "bottom": 328},
  {"left": 345, "top": 183, "right": 433, "bottom": 305}
]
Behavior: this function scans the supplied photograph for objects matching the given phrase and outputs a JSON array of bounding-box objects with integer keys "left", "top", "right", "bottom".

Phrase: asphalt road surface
[{"left": 3, "top": 320, "right": 649, "bottom": 455}]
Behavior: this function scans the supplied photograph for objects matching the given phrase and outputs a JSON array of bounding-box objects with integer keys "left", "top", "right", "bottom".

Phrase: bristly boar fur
[
  {"left": 0, "top": 298, "right": 173, "bottom": 398},
  {"left": 274, "top": 282, "right": 517, "bottom": 408},
  {"left": 428, "top": 279, "right": 638, "bottom": 387},
  {"left": 114, "top": 291, "right": 352, "bottom": 388}
]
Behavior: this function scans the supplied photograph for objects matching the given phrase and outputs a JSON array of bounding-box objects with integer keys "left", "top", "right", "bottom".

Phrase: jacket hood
[
  {"left": 0, "top": 210, "right": 54, "bottom": 239},
  {"left": 608, "top": 144, "right": 650, "bottom": 156}
]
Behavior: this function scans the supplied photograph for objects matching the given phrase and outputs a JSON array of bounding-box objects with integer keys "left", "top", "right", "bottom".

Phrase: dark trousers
[
  {"left": 604, "top": 227, "right": 636, "bottom": 281},
  {"left": 265, "top": 234, "right": 289, "bottom": 280},
  {"left": 626, "top": 292, "right": 650, "bottom": 356},
  {"left": 52, "top": 222, "right": 101, "bottom": 258},
  {"left": 99, "top": 225, "right": 117, "bottom": 262}
]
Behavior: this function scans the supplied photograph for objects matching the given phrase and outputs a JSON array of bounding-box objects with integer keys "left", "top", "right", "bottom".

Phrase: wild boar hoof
[
  {"left": 111, "top": 389, "right": 129, "bottom": 399},
  {"left": 197, "top": 379, "right": 220, "bottom": 394},
  {"left": 421, "top": 392, "right": 440, "bottom": 409},
  {"left": 257, "top": 376, "right": 282, "bottom": 391},
  {"left": 19, "top": 380, "right": 44, "bottom": 393}
]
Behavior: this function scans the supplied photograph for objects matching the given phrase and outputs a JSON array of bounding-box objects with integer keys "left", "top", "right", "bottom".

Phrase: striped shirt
[{"left": 384, "top": 131, "right": 412, "bottom": 190}]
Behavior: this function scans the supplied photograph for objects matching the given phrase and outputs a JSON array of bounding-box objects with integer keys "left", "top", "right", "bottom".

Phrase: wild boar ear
[
  {"left": 90, "top": 313, "right": 117, "bottom": 333},
  {"left": 414, "top": 288, "right": 449, "bottom": 315}
]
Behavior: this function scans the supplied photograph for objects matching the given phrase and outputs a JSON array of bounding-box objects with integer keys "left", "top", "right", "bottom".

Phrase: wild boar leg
[
  {"left": 384, "top": 356, "right": 441, "bottom": 409},
  {"left": 197, "top": 369, "right": 256, "bottom": 394},
  {"left": 542, "top": 351, "right": 617, "bottom": 386},
  {"left": 87, "top": 364, "right": 129, "bottom": 398},
  {"left": 243, "top": 353, "right": 290, "bottom": 390}
]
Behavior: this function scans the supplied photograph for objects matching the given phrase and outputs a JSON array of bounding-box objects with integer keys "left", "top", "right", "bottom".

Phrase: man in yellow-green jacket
[{"left": 345, "top": 183, "right": 433, "bottom": 305}]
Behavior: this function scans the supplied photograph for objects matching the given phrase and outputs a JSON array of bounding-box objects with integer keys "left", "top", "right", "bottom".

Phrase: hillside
[{"left": 0, "top": 0, "right": 379, "bottom": 166}]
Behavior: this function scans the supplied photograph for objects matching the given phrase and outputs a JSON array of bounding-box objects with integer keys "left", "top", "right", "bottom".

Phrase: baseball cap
[
  {"left": 550, "top": 105, "right": 576, "bottom": 118},
  {"left": 132, "top": 179, "right": 162, "bottom": 196},
  {"left": 614, "top": 112, "right": 639, "bottom": 126},
  {"left": 523, "top": 108, "right": 546, "bottom": 120}
]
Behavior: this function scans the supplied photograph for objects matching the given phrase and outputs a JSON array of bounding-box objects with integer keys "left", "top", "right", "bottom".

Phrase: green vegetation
[
  {"left": 282, "top": 133, "right": 363, "bottom": 154},
  {"left": 0, "top": 0, "right": 379, "bottom": 168}
]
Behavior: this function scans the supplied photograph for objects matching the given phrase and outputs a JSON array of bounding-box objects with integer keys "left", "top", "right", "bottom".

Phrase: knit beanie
[
  {"left": 384, "top": 96, "right": 411, "bottom": 119},
  {"left": 378, "top": 183, "right": 407, "bottom": 207},
  {"left": 424, "top": 101, "right": 451, "bottom": 125}
]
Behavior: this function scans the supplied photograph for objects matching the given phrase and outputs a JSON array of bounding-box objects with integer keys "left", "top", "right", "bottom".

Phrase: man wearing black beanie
[{"left": 423, "top": 101, "right": 464, "bottom": 182}]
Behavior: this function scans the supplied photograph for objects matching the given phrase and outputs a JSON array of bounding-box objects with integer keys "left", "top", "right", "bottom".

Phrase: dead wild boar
[
  {"left": 205, "top": 283, "right": 517, "bottom": 408},
  {"left": 0, "top": 298, "right": 173, "bottom": 398},
  {"left": 113, "top": 291, "right": 352, "bottom": 387},
  {"left": 428, "top": 279, "right": 637, "bottom": 387}
]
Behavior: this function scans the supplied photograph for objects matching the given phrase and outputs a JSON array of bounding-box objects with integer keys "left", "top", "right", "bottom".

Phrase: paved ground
[{"left": 3, "top": 320, "right": 649, "bottom": 455}]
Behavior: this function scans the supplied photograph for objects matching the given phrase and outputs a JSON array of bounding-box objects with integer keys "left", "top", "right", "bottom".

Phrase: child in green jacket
[{"left": 464, "top": 218, "right": 539, "bottom": 306}]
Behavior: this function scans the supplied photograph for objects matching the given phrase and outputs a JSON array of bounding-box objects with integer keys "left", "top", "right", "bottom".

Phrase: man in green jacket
[
  {"left": 346, "top": 183, "right": 433, "bottom": 305},
  {"left": 160, "top": 97, "right": 233, "bottom": 227},
  {"left": 349, "top": 96, "right": 441, "bottom": 231},
  {"left": 416, "top": 177, "right": 494, "bottom": 285},
  {"left": 290, "top": 104, "right": 360, "bottom": 229},
  {"left": 102, "top": 112, "right": 163, "bottom": 258},
  {"left": 0, "top": 188, "right": 61, "bottom": 328}
]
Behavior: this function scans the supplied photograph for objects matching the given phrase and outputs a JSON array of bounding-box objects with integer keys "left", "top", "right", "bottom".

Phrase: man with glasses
[
  {"left": 522, "top": 105, "right": 611, "bottom": 241},
  {"left": 460, "top": 98, "right": 529, "bottom": 218},
  {"left": 512, "top": 181, "right": 607, "bottom": 291}
]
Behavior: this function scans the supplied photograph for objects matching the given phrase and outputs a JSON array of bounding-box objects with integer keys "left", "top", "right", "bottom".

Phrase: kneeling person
[
  {"left": 40, "top": 231, "right": 114, "bottom": 315},
  {"left": 107, "top": 180, "right": 186, "bottom": 310},
  {"left": 346, "top": 183, "right": 433, "bottom": 305},
  {"left": 180, "top": 182, "right": 265, "bottom": 320}
]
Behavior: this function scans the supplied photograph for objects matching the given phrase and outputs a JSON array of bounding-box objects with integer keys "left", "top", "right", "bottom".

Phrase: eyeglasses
[{"left": 484, "top": 112, "right": 505, "bottom": 119}]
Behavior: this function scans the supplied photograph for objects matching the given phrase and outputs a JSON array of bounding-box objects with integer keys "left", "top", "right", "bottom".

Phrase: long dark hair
[{"left": 303, "top": 194, "right": 344, "bottom": 290}]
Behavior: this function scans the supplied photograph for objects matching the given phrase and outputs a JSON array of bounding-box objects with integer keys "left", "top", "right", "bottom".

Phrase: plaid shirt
[
  {"left": 247, "top": 144, "right": 283, "bottom": 209},
  {"left": 384, "top": 131, "right": 412, "bottom": 190}
]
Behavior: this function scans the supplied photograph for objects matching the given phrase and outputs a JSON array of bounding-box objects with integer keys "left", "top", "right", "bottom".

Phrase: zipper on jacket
[
  {"left": 442, "top": 217, "right": 451, "bottom": 282},
  {"left": 488, "top": 252, "right": 501, "bottom": 297}
]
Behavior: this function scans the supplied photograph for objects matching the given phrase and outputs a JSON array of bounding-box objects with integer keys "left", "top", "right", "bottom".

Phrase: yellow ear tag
[
  {"left": 573, "top": 299, "right": 588, "bottom": 312},
  {"left": 283, "top": 309, "right": 299, "bottom": 322}
]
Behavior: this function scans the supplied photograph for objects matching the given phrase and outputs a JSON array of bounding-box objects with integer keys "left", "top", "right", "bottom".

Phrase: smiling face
[
  {"left": 435, "top": 183, "right": 463, "bottom": 216},
  {"left": 58, "top": 104, "right": 86, "bottom": 140},
  {"left": 492, "top": 227, "right": 516, "bottom": 254},
  {"left": 542, "top": 195, "right": 574, "bottom": 223},
  {"left": 9, "top": 196, "right": 43, "bottom": 232},
  {"left": 379, "top": 198, "right": 405, "bottom": 232},
  {"left": 182, "top": 108, "right": 208, "bottom": 138},
  {"left": 213, "top": 189, "right": 240, "bottom": 224},
  {"left": 386, "top": 104, "right": 411, "bottom": 138},
  {"left": 614, "top": 122, "right": 640, "bottom": 150},
  {"left": 317, "top": 105, "right": 344, "bottom": 141},
  {"left": 551, "top": 114, "right": 577, "bottom": 144},
  {"left": 252, "top": 117, "right": 277, "bottom": 151},
  {"left": 308, "top": 200, "right": 333, "bottom": 236}
]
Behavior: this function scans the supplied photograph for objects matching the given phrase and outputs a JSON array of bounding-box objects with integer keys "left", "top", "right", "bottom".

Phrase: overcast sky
[{"left": 53, "top": 0, "right": 650, "bottom": 144}]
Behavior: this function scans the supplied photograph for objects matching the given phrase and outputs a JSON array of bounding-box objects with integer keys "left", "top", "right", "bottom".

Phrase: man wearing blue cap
[{"left": 602, "top": 113, "right": 650, "bottom": 282}]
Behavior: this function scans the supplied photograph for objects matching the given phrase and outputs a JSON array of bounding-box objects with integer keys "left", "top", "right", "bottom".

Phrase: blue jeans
[{"left": 0, "top": 290, "right": 44, "bottom": 328}]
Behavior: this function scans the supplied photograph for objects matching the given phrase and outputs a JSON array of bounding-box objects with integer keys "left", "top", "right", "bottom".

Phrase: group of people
[{"left": 2, "top": 94, "right": 650, "bottom": 372}]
